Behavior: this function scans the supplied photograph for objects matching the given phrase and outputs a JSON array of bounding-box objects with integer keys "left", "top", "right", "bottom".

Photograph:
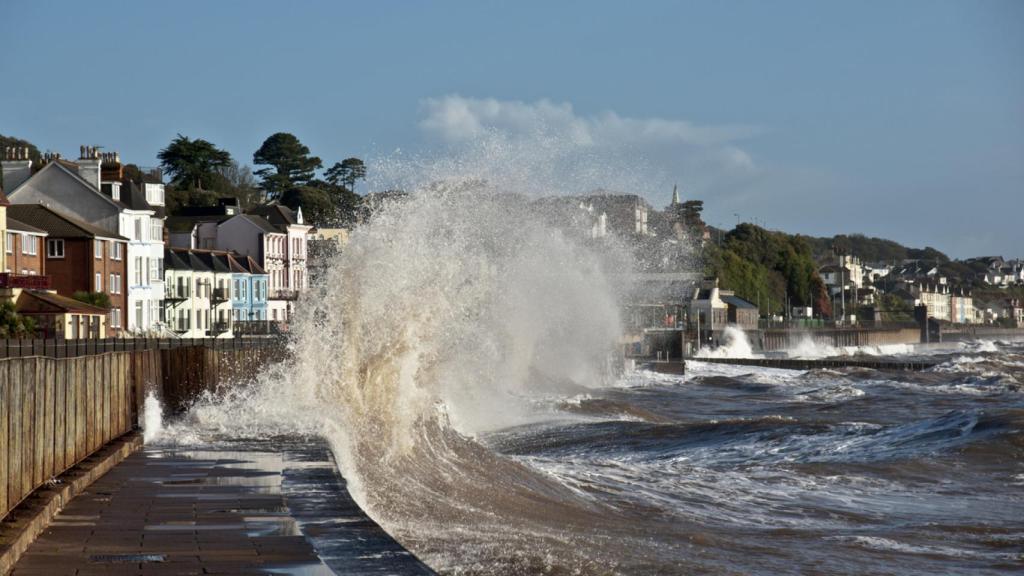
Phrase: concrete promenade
[{"left": 10, "top": 440, "right": 433, "bottom": 575}]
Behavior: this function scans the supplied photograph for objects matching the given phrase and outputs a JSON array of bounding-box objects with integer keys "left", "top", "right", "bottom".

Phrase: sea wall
[
  {"left": 939, "top": 326, "right": 1024, "bottom": 342},
  {"left": 759, "top": 327, "right": 920, "bottom": 351},
  {"left": 0, "top": 339, "right": 286, "bottom": 523}
]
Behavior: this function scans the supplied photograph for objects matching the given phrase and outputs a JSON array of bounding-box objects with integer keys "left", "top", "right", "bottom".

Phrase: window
[
  {"left": 110, "top": 308, "right": 121, "bottom": 329},
  {"left": 47, "top": 239, "right": 65, "bottom": 258},
  {"left": 95, "top": 240, "right": 104, "bottom": 259},
  {"left": 134, "top": 257, "right": 143, "bottom": 286},
  {"left": 109, "top": 273, "right": 121, "bottom": 295},
  {"left": 111, "top": 242, "right": 122, "bottom": 260},
  {"left": 5, "top": 232, "right": 13, "bottom": 254},
  {"left": 134, "top": 218, "right": 142, "bottom": 241},
  {"left": 150, "top": 220, "right": 163, "bottom": 242},
  {"left": 21, "top": 234, "right": 37, "bottom": 256},
  {"left": 95, "top": 273, "right": 102, "bottom": 291}
]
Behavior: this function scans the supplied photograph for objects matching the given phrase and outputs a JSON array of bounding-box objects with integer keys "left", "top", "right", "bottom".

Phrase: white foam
[
  {"left": 142, "top": 393, "right": 163, "bottom": 443},
  {"left": 694, "top": 326, "right": 756, "bottom": 359}
]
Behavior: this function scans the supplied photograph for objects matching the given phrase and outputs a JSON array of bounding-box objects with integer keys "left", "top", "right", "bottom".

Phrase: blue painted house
[{"left": 230, "top": 254, "right": 269, "bottom": 330}]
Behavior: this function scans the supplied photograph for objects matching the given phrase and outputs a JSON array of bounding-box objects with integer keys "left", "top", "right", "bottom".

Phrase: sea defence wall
[
  {"left": 939, "top": 326, "right": 1024, "bottom": 342},
  {"left": 758, "top": 327, "right": 920, "bottom": 351},
  {"left": 0, "top": 338, "right": 285, "bottom": 524}
]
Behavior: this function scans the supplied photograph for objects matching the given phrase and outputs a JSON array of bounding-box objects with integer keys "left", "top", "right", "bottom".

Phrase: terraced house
[
  {"left": 7, "top": 203, "right": 129, "bottom": 335},
  {"left": 2, "top": 146, "right": 166, "bottom": 334},
  {"left": 231, "top": 254, "right": 269, "bottom": 332},
  {"left": 163, "top": 248, "right": 237, "bottom": 338}
]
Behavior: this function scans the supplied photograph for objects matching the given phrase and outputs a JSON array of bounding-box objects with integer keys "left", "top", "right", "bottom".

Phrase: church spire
[{"left": 671, "top": 183, "right": 680, "bottom": 206}]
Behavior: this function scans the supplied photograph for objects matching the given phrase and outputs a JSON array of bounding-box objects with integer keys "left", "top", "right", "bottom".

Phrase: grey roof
[
  {"left": 248, "top": 204, "right": 299, "bottom": 230},
  {"left": 232, "top": 214, "right": 280, "bottom": 235},
  {"left": 722, "top": 295, "right": 758, "bottom": 309},
  {"left": 165, "top": 248, "right": 213, "bottom": 272},
  {"left": 192, "top": 251, "right": 232, "bottom": 273},
  {"left": 7, "top": 204, "right": 127, "bottom": 240},
  {"left": 118, "top": 180, "right": 165, "bottom": 218},
  {"left": 233, "top": 254, "right": 267, "bottom": 275},
  {"left": 5, "top": 216, "right": 47, "bottom": 235},
  {"left": 164, "top": 249, "right": 191, "bottom": 271}
]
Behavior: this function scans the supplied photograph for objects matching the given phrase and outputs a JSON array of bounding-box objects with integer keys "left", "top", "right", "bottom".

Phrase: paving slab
[{"left": 11, "top": 440, "right": 434, "bottom": 575}]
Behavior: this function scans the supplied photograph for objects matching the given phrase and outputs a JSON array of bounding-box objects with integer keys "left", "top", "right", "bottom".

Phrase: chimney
[
  {"left": 100, "top": 150, "right": 124, "bottom": 182},
  {"left": 76, "top": 145, "right": 102, "bottom": 190},
  {"left": 1, "top": 146, "right": 34, "bottom": 191}
]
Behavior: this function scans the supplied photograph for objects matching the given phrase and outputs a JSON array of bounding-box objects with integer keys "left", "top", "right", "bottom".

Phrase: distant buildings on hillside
[{"left": 0, "top": 144, "right": 321, "bottom": 338}]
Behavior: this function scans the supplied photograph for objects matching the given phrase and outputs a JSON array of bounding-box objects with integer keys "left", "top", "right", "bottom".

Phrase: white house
[
  {"left": 2, "top": 147, "right": 166, "bottom": 334},
  {"left": 163, "top": 248, "right": 235, "bottom": 338}
]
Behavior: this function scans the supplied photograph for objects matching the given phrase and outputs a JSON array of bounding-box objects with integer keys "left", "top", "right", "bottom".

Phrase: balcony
[
  {"left": 0, "top": 273, "right": 51, "bottom": 290},
  {"left": 163, "top": 286, "right": 190, "bottom": 304},
  {"left": 234, "top": 320, "right": 280, "bottom": 335},
  {"left": 269, "top": 289, "right": 299, "bottom": 301},
  {"left": 211, "top": 287, "right": 230, "bottom": 304},
  {"left": 207, "top": 320, "right": 230, "bottom": 336}
]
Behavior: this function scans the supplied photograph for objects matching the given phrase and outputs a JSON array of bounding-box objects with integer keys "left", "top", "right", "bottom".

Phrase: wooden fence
[
  {"left": 0, "top": 340, "right": 286, "bottom": 522},
  {"left": 0, "top": 336, "right": 283, "bottom": 359}
]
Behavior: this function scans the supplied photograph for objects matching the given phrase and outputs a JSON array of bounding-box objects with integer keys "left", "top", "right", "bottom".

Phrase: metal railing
[
  {"left": 211, "top": 287, "right": 230, "bottom": 302},
  {"left": 269, "top": 289, "right": 299, "bottom": 300},
  {"left": 0, "top": 273, "right": 51, "bottom": 289},
  {"left": 208, "top": 321, "right": 231, "bottom": 336}
]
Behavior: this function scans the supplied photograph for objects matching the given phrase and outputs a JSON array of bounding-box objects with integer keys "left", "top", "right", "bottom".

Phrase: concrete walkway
[{"left": 11, "top": 441, "right": 433, "bottom": 575}]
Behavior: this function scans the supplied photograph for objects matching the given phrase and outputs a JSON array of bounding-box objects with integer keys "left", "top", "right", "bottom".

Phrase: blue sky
[{"left": 1, "top": 0, "right": 1021, "bottom": 258}]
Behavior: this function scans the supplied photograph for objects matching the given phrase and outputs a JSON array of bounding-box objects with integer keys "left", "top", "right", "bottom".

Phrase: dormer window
[{"left": 104, "top": 181, "right": 122, "bottom": 201}]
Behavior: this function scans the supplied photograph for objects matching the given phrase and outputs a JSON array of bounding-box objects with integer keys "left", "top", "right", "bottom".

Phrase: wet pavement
[{"left": 11, "top": 440, "right": 434, "bottom": 575}]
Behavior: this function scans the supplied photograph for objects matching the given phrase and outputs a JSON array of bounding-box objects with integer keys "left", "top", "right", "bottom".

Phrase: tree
[
  {"left": 216, "top": 160, "right": 262, "bottom": 208},
  {"left": 679, "top": 200, "right": 705, "bottom": 228},
  {"left": 325, "top": 157, "right": 366, "bottom": 191},
  {"left": 157, "top": 134, "right": 232, "bottom": 190},
  {"left": 0, "top": 300, "right": 37, "bottom": 338},
  {"left": 73, "top": 291, "right": 112, "bottom": 309},
  {"left": 253, "top": 133, "right": 322, "bottom": 201},
  {"left": 281, "top": 186, "right": 334, "bottom": 227}
]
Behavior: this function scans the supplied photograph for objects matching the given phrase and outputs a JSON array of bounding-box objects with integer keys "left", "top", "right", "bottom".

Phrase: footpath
[{"left": 9, "top": 440, "right": 433, "bottom": 575}]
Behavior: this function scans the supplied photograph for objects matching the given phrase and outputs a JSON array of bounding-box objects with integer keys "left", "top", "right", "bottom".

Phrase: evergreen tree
[
  {"left": 157, "top": 134, "right": 232, "bottom": 190},
  {"left": 253, "top": 133, "right": 322, "bottom": 201},
  {"left": 325, "top": 157, "right": 367, "bottom": 191}
]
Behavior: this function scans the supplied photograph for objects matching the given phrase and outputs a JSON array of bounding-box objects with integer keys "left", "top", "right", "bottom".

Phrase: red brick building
[
  {"left": 7, "top": 204, "right": 129, "bottom": 335},
  {"left": 5, "top": 217, "right": 47, "bottom": 276}
]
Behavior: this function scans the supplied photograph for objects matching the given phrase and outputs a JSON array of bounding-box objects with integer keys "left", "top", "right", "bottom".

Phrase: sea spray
[
  {"left": 695, "top": 325, "right": 755, "bottom": 358},
  {"left": 142, "top": 393, "right": 163, "bottom": 443},
  {"left": 155, "top": 135, "right": 699, "bottom": 572}
]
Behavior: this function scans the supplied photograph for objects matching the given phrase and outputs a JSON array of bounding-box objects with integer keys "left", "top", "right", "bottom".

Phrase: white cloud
[
  {"left": 404, "top": 95, "right": 767, "bottom": 206},
  {"left": 419, "top": 95, "right": 762, "bottom": 148}
]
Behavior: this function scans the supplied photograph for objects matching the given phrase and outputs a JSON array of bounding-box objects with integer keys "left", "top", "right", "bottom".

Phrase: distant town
[{"left": 0, "top": 132, "right": 1020, "bottom": 345}]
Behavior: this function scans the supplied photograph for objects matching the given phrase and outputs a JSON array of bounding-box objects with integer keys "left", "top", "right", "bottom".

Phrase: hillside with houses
[{"left": 0, "top": 131, "right": 1020, "bottom": 343}]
